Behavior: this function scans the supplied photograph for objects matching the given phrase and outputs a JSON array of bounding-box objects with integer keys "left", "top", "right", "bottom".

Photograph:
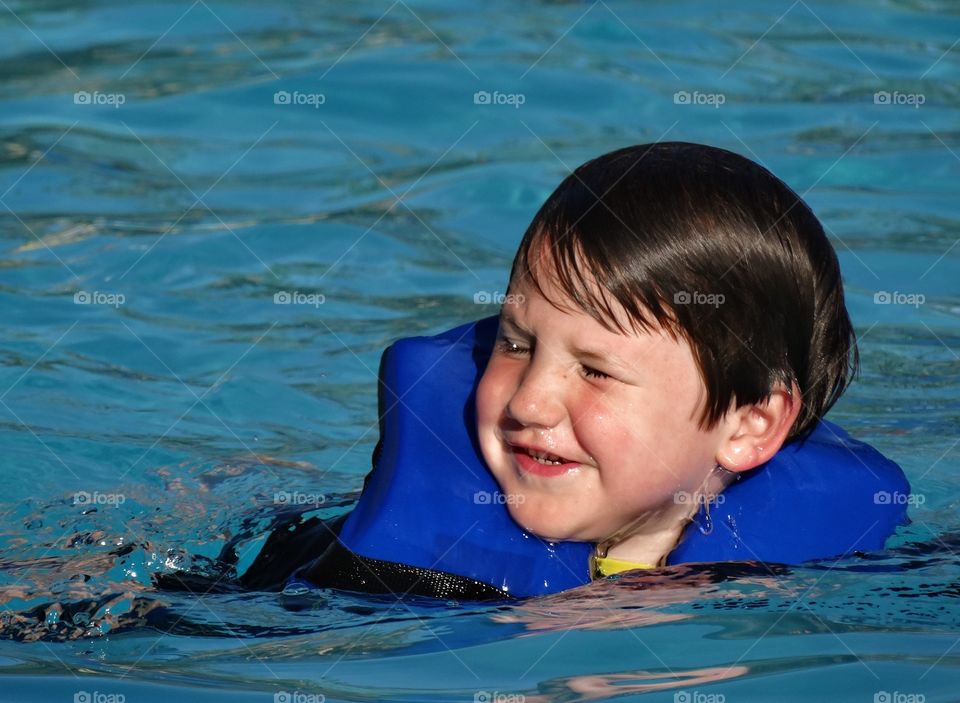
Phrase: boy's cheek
[
  {"left": 475, "top": 367, "right": 495, "bottom": 428},
  {"left": 476, "top": 359, "right": 515, "bottom": 422},
  {"left": 476, "top": 362, "right": 509, "bottom": 468}
]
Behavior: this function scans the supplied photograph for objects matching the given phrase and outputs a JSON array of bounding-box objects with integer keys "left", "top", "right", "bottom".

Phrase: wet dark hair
[{"left": 508, "top": 141, "right": 858, "bottom": 441}]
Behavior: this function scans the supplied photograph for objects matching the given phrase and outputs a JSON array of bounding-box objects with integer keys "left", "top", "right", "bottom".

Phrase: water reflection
[{"left": 530, "top": 665, "right": 750, "bottom": 702}]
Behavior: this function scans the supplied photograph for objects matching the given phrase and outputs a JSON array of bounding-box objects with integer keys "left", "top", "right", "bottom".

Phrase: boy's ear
[{"left": 715, "top": 381, "right": 802, "bottom": 473}]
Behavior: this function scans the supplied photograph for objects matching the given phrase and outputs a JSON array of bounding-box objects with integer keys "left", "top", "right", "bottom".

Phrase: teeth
[{"left": 526, "top": 448, "right": 564, "bottom": 465}]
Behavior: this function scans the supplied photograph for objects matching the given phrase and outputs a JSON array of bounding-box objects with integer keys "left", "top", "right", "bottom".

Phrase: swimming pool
[{"left": 1, "top": 0, "right": 958, "bottom": 700}]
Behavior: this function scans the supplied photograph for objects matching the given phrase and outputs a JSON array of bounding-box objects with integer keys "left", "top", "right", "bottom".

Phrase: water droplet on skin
[{"left": 698, "top": 509, "right": 713, "bottom": 536}]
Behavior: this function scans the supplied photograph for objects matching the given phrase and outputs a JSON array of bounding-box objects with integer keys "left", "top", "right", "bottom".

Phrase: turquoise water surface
[{"left": 1, "top": 1, "right": 959, "bottom": 701}]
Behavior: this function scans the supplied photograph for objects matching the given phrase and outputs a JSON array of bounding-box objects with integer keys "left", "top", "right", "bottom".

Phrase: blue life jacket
[{"left": 289, "top": 316, "right": 910, "bottom": 598}]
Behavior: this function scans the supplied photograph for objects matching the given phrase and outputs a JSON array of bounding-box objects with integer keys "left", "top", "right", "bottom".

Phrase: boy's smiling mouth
[{"left": 504, "top": 439, "right": 584, "bottom": 478}]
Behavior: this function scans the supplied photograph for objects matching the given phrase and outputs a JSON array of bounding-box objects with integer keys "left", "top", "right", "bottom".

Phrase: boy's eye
[
  {"left": 581, "top": 365, "right": 609, "bottom": 380},
  {"left": 496, "top": 335, "right": 530, "bottom": 356},
  {"left": 497, "top": 334, "right": 612, "bottom": 380}
]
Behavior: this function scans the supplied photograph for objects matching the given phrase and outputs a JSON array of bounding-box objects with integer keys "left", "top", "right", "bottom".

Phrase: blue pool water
[{"left": 1, "top": 1, "right": 959, "bottom": 701}]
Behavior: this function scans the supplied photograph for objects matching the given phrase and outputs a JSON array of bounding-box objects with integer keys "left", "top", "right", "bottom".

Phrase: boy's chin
[{"left": 505, "top": 504, "right": 594, "bottom": 544}]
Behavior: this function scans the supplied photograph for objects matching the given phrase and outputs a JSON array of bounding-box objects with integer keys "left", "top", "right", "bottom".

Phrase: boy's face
[{"left": 475, "top": 274, "right": 729, "bottom": 544}]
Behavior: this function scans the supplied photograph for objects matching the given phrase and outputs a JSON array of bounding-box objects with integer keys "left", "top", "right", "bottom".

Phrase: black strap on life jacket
[
  {"left": 234, "top": 507, "right": 513, "bottom": 601},
  {"left": 294, "top": 534, "right": 514, "bottom": 601}
]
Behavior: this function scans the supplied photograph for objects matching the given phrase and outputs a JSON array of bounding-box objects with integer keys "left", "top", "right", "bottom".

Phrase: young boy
[
  {"left": 231, "top": 140, "right": 886, "bottom": 598},
  {"left": 475, "top": 141, "right": 856, "bottom": 574}
]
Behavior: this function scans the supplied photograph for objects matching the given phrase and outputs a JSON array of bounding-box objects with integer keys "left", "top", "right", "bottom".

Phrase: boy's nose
[{"left": 505, "top": 362, "right": 566, "bottom": 429}]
